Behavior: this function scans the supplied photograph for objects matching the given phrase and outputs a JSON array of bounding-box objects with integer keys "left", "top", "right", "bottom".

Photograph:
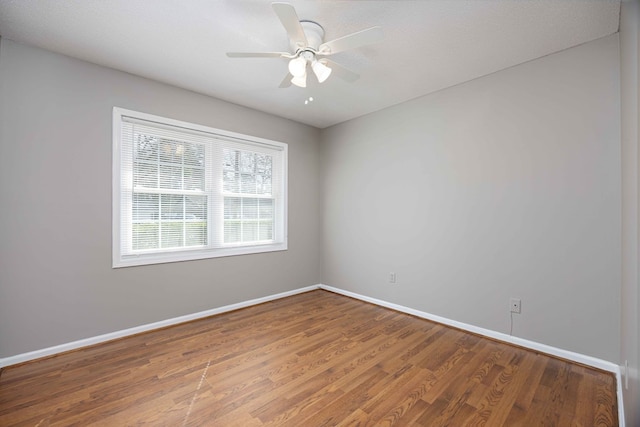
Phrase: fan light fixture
[{"left": 289, "top": 52, "right": 332, "bottom": 87}]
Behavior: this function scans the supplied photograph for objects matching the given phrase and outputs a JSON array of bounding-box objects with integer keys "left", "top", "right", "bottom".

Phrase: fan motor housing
[{"left": 297, "top": 20, "right": 324, "bottom": 51}]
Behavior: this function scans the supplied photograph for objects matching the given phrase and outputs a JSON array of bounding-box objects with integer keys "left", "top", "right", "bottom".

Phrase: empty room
[{"left": 0, "top": 1, "right": 638, "bottom": 425}]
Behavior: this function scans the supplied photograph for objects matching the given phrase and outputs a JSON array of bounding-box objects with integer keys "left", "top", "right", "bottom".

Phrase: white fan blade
[
  {"left": 318, "top": 26, "right": 383, "bottom": 55},
  {"left": 272, "top": 2, "right": 308, "bottom": 48},
  {"left": 279, "top": 73, "right": 293, "bottom": 88},
  {"left": 226, "top": 52, "right": 290, "bottom": 58},
  {"left": 322, "top": 59, "right": 359, "bottom": 83}
]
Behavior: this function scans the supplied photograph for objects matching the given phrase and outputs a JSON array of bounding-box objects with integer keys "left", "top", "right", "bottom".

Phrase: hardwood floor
[{"left": 0, "top": 290, "right": 618, "bottom": 426}]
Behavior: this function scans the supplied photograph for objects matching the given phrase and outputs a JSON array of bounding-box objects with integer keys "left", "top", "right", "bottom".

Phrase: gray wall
[
  {"left": 321, "top": 34, "right": 621, "bottom": 362},
  {"left": 620, "top": 1, "right": 640, "bottom": 425},
  {"left": 0, "top": 39, "right": 322, "bottom": 357},
  {"left": 0, "top": 28, "right": 626, "bottom": 371}
]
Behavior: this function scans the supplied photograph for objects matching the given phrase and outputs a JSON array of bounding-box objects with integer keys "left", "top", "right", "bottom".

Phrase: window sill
[{"left": 113, "top": 241, "right": 288, "bottom": 268}]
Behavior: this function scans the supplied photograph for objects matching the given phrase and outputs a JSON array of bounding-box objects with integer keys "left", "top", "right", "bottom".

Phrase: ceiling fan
[{"left": 226, "top": 2, "right": 383, "bottom": 88}]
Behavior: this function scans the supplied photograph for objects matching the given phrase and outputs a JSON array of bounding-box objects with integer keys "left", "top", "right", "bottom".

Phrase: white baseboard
[
  {"left": 0, "top": 283, "right": 625, "bottom": 426},
  {"left": 0, "top": 285, "right": 319, "bottom": 369},
  {"left": 318, "top": 284, "right": 617, "bottom": 370},
  {"left": 318, "top": 284, "right": 625, "bottom": 426},
  {"left": 616, "top": 368, "right": 626, "bottom": 427}
]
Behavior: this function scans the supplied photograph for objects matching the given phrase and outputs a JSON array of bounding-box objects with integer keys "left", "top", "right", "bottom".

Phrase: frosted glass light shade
[
  {"left": 291, "top": 73, "right": 307, "bottom": 88},
  {"left": 288, "top": 57, "right": 307, "bottom": 77},
  {"left": 312, "top": 60, "right": 332, "bottom": 83}
]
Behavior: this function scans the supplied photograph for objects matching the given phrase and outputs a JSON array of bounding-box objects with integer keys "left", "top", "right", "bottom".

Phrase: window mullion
[
  {"left": 208, "top": 142, "right": 219, "bottom": 248},
  {"left": 182, "top": 149, "right": 186, "bottom": 247}
]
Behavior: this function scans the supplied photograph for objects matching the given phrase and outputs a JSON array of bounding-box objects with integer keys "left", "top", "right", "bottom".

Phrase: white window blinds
[{"left": 113, "top": 108, "right": 287, "bottom": 267}]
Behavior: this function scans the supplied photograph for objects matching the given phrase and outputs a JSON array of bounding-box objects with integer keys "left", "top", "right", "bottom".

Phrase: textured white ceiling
[{"left": 0, "top": 0, "right": 620, "bottom": 128}]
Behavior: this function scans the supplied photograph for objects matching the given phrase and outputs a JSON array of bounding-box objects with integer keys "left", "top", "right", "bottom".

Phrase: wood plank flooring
[{"left": 0, "top": 290, "right": 618, "bottom": 426}]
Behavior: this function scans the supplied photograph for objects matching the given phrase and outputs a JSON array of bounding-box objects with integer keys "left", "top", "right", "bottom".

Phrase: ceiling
[{"left": 0, "top": 0, "right": 620, "bottom": 129}]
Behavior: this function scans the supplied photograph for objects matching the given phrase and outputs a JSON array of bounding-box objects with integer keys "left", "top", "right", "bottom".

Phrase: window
[{"left": 113, "top": 108, "right": 287, "bottom": 267}]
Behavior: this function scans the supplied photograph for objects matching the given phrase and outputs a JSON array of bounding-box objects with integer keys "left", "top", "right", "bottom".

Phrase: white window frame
[{"left": 112, "top": 107, "right": 287, "bottom": 268}]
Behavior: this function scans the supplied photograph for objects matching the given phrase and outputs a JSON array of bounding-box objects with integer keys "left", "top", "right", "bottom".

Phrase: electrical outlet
[
  {"left": 510, "top": 298, "right": 521, "bottom": 314},
  {"left": 389, "top": 272, "right": 397, "bottom": 284}
]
